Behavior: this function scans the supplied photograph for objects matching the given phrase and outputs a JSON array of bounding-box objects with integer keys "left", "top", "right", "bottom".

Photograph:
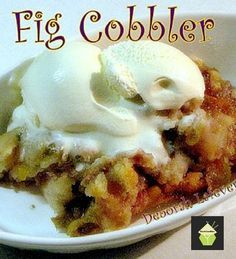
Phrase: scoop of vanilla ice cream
[
  {"left": 20, "top": 42, "right": 137, "bottom": 136},
  {"left": 101, "top": 41, "right": 205, "bottom": 109},
  {"left": 10, "top": 40, "right": 206, "bottom": 165}
]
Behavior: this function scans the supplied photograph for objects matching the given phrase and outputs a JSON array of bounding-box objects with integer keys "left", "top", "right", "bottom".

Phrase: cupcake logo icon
[
  {"left": 191, "top": 216, "right": 224, "bottom": 250},
  {"left": 198, "top": 222, "right": 218, "bottom": 246}
]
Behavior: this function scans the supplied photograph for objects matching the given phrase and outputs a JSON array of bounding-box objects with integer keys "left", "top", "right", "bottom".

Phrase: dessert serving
[{"left": 0, "top": 40, "right": 235, "bottom": 237}]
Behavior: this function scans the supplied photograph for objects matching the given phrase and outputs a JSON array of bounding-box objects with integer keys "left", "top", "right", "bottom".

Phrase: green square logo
[{"left": 191, "top": 216, "right": 224, "bottom": 250}]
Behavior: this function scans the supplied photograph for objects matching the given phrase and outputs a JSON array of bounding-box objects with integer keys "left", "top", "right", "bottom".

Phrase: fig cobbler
[{"left": 0, "top": 41, "right": 235, "bottom": 236}]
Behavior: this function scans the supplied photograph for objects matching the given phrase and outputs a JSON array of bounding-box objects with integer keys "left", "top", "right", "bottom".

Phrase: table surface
[{"left": 0, "top": 0, "right": 236, "bottom": 258}]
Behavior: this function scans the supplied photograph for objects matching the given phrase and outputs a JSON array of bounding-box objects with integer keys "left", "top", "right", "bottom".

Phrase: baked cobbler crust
[{"left": 0, "top": 62, "right": 235, "bottom": 236}]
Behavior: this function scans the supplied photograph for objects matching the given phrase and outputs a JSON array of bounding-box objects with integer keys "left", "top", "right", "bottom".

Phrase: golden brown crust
[{"left": 0, "top": 62, "right": 235, "bottom": 236}]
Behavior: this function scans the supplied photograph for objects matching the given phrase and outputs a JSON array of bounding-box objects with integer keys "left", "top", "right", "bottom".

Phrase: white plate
[{"left": 0, "top": 13, "right": 235, "bottom": 253}]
